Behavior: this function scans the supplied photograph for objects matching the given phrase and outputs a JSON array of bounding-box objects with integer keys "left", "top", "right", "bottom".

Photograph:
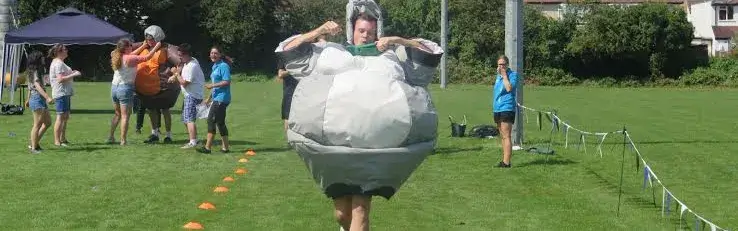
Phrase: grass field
[{"left": 0, "top": 82, "right": 736, "bottom": 231}]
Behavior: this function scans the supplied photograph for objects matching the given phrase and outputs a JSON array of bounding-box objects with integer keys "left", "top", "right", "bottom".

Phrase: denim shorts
[
  {"left": 55, "top": 95, "right": 71, "bottom": 114},
  {"left": 111, "top": 84, "right": 135, "bottom": 106},
  {"left": 29, "top": 93, "right": 48, "bottom": 111},
  {"left": 181, "top": 95, "right": 203, "bottom": 123}
]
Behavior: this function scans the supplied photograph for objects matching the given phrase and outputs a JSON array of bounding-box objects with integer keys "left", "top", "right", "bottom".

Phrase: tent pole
[
  {"left": 0, "top": 43, "right": 8, "bottom": 104},
  {"left": 8, "top": 44, "right": 16, "bottom": 104}
]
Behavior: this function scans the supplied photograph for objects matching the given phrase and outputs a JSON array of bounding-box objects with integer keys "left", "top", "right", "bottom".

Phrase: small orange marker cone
[
  {"left": 198, "top": 202, "right": 216, "bottom": 210},
  {"left": 245, "top": 149, "right": 256, "bottom": 156},
  {"left": 183, "top": 221, "right": 204, "bottom": 230},
  {"left": 238, "top": 158, "right": 249, "bottom": 163},
  {"left": 235, "top": 168, "right": 248, "bottom": 175},
  {"left": 213, "top": 186, "right": 229, "bottom": 193},
  {"left": 223, "top": 176, "right": 235, "bottom": 182}
]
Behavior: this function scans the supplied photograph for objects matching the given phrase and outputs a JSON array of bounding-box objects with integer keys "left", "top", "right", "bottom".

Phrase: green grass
[{"left": 0, "top": 82, "right": 736, "bottom": 230}]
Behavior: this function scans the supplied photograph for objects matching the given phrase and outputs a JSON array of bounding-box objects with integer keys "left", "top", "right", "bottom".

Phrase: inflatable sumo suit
[
  {"left": 275, "top": 0, "right": 444, "bottom": 200},
  {"left": 135, "top": 25, "right": 181, "bottom": 110}
]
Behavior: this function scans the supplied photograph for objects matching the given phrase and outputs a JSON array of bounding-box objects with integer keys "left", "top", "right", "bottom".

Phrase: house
[{"left": 524, "top": 0, "right": 737, "bottom": 56}]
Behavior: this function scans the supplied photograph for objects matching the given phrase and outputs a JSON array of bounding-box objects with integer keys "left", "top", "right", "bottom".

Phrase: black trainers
[
  {"left": 163, "top": 137, "right": 173, "bottom": 143},
  {"left": 144, "top": 135, "right": 159, "bottom": 144},
  {"left": 496, "top": 161, "right": 511, "bottom": 168},
  {"left": 197, "top": 147, "right": 212, "bottom": 154}
]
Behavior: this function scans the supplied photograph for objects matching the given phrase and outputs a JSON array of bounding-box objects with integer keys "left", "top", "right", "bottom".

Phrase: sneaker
[
  {"left": 220, "top": 149, "right": 230, "bottom": 153},
  {"left": 163, "top": 137, "right": 173, "bottom": 144},
  {"left": 196, "top": 147, "right": 212, "bottom": 154},
  {"left": 496, "top": 161, "right": 511, "bottom": 168},
  {"left": 30, "top": 148, "right": 41, "bottom": 154},
  {"left": 144, "top": 135, "right": 159, "bottom": 144},
  {"left": 106, "top": 138, "right": 116, "bottom": 144},
  {"left": 181, "top": 142, "right": 197, "bottom": 149}
]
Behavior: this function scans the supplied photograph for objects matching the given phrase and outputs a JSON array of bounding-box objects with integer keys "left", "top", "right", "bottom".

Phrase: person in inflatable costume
[
  {"left": 275, "top": 1, "right": 443, "bottom": 230},
  {"left": 133, "top": 25, "right": 181, "bottom": 144}
]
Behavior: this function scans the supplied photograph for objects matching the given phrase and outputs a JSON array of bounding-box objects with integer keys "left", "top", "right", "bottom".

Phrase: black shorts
[{"left": 494, "top": 111, "right": 516, "bottom": 124}]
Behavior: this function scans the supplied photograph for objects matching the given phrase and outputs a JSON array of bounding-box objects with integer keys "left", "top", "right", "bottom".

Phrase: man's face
[
  {"left": 145, "top": 35, "right": 156, "bottom": 47},
  {"left": 352, "top": 18, "right": 377, "bottom": 45}
]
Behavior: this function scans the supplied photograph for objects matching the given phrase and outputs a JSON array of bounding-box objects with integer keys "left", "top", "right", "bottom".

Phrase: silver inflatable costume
[{"left": 274, "top": 0, "right": 444, "bottom": 199}]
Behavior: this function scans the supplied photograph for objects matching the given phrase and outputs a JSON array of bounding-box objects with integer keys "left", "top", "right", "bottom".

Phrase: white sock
[
  {"left": 166, "top": 131, "right": 172, "bottom": 138},
  {"left": 190, "top": 139, "right": 197, "bottom": 145}
]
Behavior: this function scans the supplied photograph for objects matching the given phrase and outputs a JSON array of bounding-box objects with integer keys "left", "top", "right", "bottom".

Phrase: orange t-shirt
[{"left": 135, "top": 48, "right": 168, "bottom": 96}]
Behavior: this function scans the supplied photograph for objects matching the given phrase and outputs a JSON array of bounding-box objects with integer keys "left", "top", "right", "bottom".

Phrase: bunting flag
[
  {"left": 642, "top": 167, "right": 651, "bottom": 191},
  {"left": 597, "top": 133, "right": 608, "bottom": 158},
  {"left": 635, "top": 146, "right": 640, "bottom": 171},
  {"left": 696, "top": 218, "right": 701, "bottom": 231},
  {"left": 564, "top": 125, "right": 569, "bottom": 149},
  {"left": 552, "top": 114, "right": 560, "bottom": 132},
  {"left": 537, "top": 112, "right": 542, "bottom": 131},
  {"left": 663, "top": 190, "right": 672, "bottom": 217},
  {"left": 710, "top": 222, "right": 717, "bottom": 231},
  {"left": 679, "top": 202, "right": 688, "bottom": 230},
  {"left": 662, "top": 188, "right": 666, "bottom": 217}
]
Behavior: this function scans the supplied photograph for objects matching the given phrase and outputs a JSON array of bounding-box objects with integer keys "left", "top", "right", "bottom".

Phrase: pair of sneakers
[
  {"left": 28, "top": 145, "right": 43, "bottom": 154},
  {"left": 496, "top": 161, "right": 511, "bottom": 168}
]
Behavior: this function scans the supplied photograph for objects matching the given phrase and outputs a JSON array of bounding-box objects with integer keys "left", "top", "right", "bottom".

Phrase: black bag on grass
[{"left": 469, "top": 124, "right": 499, "bottom": 138}]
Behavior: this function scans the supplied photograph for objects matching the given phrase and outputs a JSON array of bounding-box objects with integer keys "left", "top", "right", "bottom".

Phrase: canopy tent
[{"left": 0, "top": 7, "right": 133, "bottom": 109}]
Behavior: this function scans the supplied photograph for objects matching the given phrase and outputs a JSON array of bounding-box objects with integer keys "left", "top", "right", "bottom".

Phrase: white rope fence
[{"left": 518, "top": 103, "right": 729, "bottom": 231}]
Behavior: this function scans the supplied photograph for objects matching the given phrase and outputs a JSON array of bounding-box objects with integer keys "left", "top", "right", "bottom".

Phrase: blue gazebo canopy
[{"left": 4, "top": 7, "right": 132, "bottom": 45}]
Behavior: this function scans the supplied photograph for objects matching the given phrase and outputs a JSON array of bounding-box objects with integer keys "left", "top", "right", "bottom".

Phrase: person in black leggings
[
  {"left": 197, "top": 46, "right": 232, "bottom": 154},
  {"left": 278, "top": 58, "right": 298, "bottom": 133}
]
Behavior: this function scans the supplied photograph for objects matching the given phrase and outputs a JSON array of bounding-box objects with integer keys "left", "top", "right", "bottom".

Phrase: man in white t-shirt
[{"left": 171, "top": 43, "right": 205, "bottom": 149}]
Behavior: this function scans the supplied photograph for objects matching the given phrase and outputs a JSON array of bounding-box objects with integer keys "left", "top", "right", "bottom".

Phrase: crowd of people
[{"left": 24, "top": 26, "right": 233, "bottom": 155}]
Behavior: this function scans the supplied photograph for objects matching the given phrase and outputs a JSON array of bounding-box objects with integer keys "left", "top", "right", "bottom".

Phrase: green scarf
[{"left": 345, "top": 43, "right": 383, "bottom": 56}]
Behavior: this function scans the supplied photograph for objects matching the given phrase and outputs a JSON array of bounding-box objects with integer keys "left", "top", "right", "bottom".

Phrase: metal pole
[
  {"left": 440, "top": 0, "right": 448, "bottom": 89},
  {"left": 506, "top": 0, "right": 524, "bottom": 149}
]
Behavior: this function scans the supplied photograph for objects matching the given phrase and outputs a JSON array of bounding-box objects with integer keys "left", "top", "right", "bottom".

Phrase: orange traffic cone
[
  {"left": 213, "top": 186, "right": 229, "bottom": 193},
  {"left": 198, "top": 202, "right": 216, "bottom": 210},
  {"left": 183, "top": 221, "right": 204, "bottom": 230}
]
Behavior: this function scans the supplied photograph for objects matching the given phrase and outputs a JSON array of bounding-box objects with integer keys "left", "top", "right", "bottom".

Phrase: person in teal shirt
[
  {"left": 492, "top": 55, "right": 519, "bottom": 168},
  {"left": 199, "top": 46, "right": 232, "bottom": 154}
]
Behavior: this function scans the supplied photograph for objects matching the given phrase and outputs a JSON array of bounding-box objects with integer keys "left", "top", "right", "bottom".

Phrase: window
[{"left": 718, "top": 6, "right": 734, "bottom": 21}]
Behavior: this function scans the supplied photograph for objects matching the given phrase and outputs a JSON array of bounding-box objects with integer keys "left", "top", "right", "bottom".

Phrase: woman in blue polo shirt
[
  {"left": 493, "top": 55, "right": 519, "bottom": 168},
  {"left": 198, "top": 46, "right": 232, "bottom": 154}
]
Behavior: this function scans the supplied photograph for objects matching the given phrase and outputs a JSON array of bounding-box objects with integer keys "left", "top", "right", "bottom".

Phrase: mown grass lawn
[{"left": 0, "top": 82, "right": 735, "bottom": 230}]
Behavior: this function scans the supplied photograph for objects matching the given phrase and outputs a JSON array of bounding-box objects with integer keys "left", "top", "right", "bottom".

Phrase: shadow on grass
[
  {"left": 635, "top": 140, "right": 738, "bottom": 145},
  {"left": 517, "top": 158, "right": 577, "bottom": 167},
  {"left": 70, "top": 109, "right": 115, "bottom": 114},
  {"left": 168, "top": 139, "right": 259, "bottom": 146},
  {"left": 432, "top": 146, "right": 484, "bottom": 155},
  {"left": 584, "top": 167, "right": 661, "bottom": 211},
  {"left": 63, "top": 146, "right": 113, "bottom": 152}
]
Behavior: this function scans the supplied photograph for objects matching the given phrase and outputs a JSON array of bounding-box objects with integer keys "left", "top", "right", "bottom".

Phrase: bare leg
[
  {"left": 54, "top": 113, "right": 63, "bottom": 145},
  {"left": 108, "top": 104, "right": 121, "bottom": 142},
  {"left": 350, "top": 195, "right": 372, "bottom": 231},
  {"left": 221, "top": 135, "right": 229, "bottom": 151},
  {"left": 60, "top": 112, "right": 70, "bottom": 143},
  {"left": 205, "top": 132, "right": 214, "bottom": 150},
  {"left": 39, "top": 111, "right": 51, "bottom": 141},
  {"left": 162, "top": 108, "right": 172, "bottom": 138},
  {"left": 30, "top": 110, "right": 42, "bottom": 149},
  {"left": 120, "top": 104, "right": 131, "bottom": 145},
  {"left": 333, "top": 196, "right": 352, "bottom": 231},
  {"left": 500, "top": 122, "right": 513, "bottom": 165}
]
